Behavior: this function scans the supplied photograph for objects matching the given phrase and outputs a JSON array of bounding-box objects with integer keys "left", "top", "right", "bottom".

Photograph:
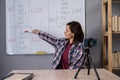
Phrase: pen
[{"left": 24, "top": 30, "right": 32, "bottom": 33}]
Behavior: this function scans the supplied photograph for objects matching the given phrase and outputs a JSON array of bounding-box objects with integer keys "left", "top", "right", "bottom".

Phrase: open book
[{"left": 4, "top": 73, "right": 33, "bottom": 80}]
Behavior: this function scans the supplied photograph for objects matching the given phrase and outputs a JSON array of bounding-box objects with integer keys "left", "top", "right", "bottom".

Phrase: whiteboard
[{"left": 6, "top": 0, "right": 85, "bottom": 55}]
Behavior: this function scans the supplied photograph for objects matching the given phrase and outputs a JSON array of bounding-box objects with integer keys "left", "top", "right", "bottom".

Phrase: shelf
[
  {"left": 113, "top": 0, "right": 120, "bottom": 2},
  {"left": 103, "top": 65, "right": 120, "bottom": 70},
  {"left": 102, "top": 0, "right": 120, "bottom": 72},
  {"left": 103, "top": 31, "right": 119, "bottom": 36},
  {"left": 112, "top": 31, "right": 120, "bottom": 34},
  {"left": 112, "top": 0, "right": 120, "bottom": 3},
  {"left": 112, "top": 67, "right": 120, "bottom": 70}
]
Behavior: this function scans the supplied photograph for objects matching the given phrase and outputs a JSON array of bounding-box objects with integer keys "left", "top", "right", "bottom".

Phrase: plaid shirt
[{"left": 38, "top": 32, "right": 84, "bottom": 69}]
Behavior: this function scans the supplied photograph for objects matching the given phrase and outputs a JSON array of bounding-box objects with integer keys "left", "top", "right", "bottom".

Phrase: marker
[
  {"left": 36, "top": 51, "right": 45, "bottom": 54},
  {"left": 24, "top": 30, "right": 32, "bottom": 33}
]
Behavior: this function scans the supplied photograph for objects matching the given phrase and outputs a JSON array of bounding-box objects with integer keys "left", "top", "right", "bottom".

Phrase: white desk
[{"left": 9, "top": 69, "right": 119, "bottom": 80}]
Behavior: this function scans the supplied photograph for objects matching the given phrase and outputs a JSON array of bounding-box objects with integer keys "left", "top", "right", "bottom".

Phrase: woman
[{"left": 32, "top": 21, "right": 84, "bottom": 69}]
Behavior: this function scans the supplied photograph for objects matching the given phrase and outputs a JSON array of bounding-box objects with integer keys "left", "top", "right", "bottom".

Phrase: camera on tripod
[
  {"left": 74, "top": 37, "right": 100, "bottom": 80},
  {"left": 84, "top": 38, "right": 97, "bottom": 48}
]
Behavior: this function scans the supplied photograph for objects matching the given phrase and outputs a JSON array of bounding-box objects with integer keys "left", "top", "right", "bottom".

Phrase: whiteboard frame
[{"left": 5, "top": 0, "right": 86, "bottom": 55}]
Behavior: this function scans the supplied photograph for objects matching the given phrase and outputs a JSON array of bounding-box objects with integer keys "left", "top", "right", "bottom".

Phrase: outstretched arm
[{"left": 32, "top": 29, "right": 64, "bottom": 47}]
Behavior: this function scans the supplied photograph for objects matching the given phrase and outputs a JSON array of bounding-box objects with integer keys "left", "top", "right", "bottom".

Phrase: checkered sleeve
[
  {"left": 69, "top": 45, "right": 84, "bottom": 69},
  {"left": 38, "top": 31, "right": 63, "bottom": 48}
]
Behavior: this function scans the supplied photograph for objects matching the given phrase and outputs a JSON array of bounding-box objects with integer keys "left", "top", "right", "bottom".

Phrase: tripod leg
[
  {"left": 88, "top": 55, "right": 100, "bottom": 80},
  {"left": 74, "top": 54, "right": 86, "bottom": 79},
  {"left": 85, "top": 48, "right": 91, "bottom": 75},
  {"left": 87, "top": 55, "right": 90, "bottom": 75}
]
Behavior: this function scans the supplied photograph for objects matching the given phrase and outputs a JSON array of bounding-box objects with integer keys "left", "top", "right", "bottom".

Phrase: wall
[{"left": 0, "top": 0, "right": 102, "bottom": 79}]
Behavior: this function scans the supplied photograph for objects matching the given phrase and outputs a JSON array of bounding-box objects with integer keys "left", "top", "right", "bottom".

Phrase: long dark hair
[{"left": 66, "top": 21, "right": 84, "bottom": 46}]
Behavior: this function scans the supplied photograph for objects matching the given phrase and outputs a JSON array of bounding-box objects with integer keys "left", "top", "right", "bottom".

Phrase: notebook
[{"left": 4, "top": 73, "right": 33, "bottom": 80}]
